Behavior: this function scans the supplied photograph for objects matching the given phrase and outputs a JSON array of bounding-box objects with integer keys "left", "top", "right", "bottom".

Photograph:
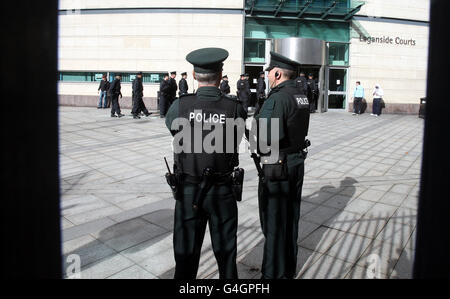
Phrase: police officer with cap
[
  {"left": 219, "top": 75, "right": 230, "bottom": 94},
  {"left": 306, "top": 73, "right": 318, "bottom": 113},
  {"left": 178, "top": 72, "right": 188, "bottom": 96},
  {"left": 169, "top": 71, "right": 178, "bottom": 106},
  {"left": 165, "top": 47, "right": 247, "bottom": 279},
  {"left": 295, "top": 71, "right": 308, "bottom": 96},
  {"left": 237, "top": 74, "right": 251, "bottom": 111},
  {"left": 252, "top": 51, "right": 310, "bottom": 279}
]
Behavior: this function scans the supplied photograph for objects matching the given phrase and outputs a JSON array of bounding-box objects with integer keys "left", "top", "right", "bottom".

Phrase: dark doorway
[{"left": 244, "top": 65, "right": 264, "bottom": 107}]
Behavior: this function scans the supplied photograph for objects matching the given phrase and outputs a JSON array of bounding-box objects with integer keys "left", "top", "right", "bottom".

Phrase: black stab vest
[
  {"left": 176, "top": 94, "right": 239, "bottom": 176},
  {"left": 278, "top": 86, "right": 311, "bottom": 154}
]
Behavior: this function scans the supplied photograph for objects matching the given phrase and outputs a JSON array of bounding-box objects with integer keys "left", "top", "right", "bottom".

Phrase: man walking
[
  {"left": 352, "top": 81, "right": 364, "bottom": 115},
  {"left": 131, "top": 72, "right": 151, "bottom": 119},
  {"left": 165, "top": 47, "right": 247, "bottom": 279},
  {"left": 252, "top": 51, "right": 310, "bottom": 279},
  {"left": 109, "top": 74, "right": 124, "bottom": 118}
]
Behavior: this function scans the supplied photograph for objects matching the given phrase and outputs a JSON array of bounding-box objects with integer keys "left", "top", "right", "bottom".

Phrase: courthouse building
[{"left": 58, "top": 0, "right": 429, "bottom": 113}]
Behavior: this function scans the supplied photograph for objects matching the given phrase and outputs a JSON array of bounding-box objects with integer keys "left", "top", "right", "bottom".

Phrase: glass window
[
  {"left": 59, "top": 72, "right": 97, "bottom": 82},
  {"left": 109, "top": 72, "right": 167, "bottom": 84},
  {"left": 245, "top": 18, "right": 350, "bottom": 42},
  {"left": 244, "top": 39, "right": 266, "bottom": 63},
  {"left": 328, "top": 43, "right": 349, "bottom": 66}
]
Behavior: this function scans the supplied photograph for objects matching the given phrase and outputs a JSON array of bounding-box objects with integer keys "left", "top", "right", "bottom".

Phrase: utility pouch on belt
[
  {"left": 262, "top": 152, "right": 288, "bottom": 181},
  {"left": 164, "top": 157, "right": 181, "bottom": 201},
  {"left": 231, "top": 168, "right": 244, "bottom": 202}
]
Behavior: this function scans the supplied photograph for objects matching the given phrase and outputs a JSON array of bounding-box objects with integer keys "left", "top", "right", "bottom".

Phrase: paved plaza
[{"left": 60, "top": 106, "right": 423, "bottom": 279}]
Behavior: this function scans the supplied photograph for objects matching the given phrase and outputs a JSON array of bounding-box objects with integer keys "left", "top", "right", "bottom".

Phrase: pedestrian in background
[
  {"left": 178, "top": 72, "right": 188, "bottom": 96},
  {"left": 131, "top": 71, "right": 151, "bottom": 119},
  {"left": 97, "top": 74, "right": 109, "bottom": 109},
  {"left": 109, "top": 74, "right": 124, "bottom": 118},
  {"left": 159, "top": 73, "right": 171, "bottom": 118},
  {"left": 371, "top": 83, "right": 384, "bottom": 117},
  {"left": 306, "top": 73, "right": 318, "bottom": 113},
  {"left": 255, "top": 71, "right": 266, "bottom": 114},
  {"left": 220, "top": 75, "right": 230, "bottom": 94},
  {"left": 352, "top": 81, "right": 364, "bottom": 115},
  {"left": 295, "top": 71, "right": 308, "bottom": 95},
  {"left": 169, "top": 71, "right": 178, "bottom": 106}
]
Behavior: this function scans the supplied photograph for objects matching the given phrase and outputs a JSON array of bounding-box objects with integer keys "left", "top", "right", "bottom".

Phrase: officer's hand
[{"left": 120, "top": 94, "right": 123, "bottom": 99}]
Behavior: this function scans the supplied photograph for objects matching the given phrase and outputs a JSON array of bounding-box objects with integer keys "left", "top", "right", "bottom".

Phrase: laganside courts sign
[{"left": 359, "top": 35, "right": 416, "bottom": 46}]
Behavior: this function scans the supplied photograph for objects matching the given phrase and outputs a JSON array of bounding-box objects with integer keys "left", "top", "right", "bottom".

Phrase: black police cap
[
  {"left": 222, "top": 75, "right": 228, "bottom": 79},
  {"left": 186, "top": 48, "right": 229, "bottom": 74},
  {"left": 170, "top": 71, "right": 176, "bottom": 75},
  {"left": 265, "top": 51, "right": 300, "bottom": 72},
  {"left": 181, "top": 72, "right": 187, "bottom": 76},
  {"left": 137, "top": 71, "right": 143, "bottom": 75},
  {"left": 259, "top": 71, "right": 265, "bottom": 75}
]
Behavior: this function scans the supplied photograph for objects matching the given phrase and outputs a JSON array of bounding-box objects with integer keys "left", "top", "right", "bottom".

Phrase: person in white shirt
[{"left": 371, "top": 83, "right": 384, "bottom": 116}]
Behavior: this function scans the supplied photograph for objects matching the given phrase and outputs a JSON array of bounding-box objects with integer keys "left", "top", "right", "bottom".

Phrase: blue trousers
[{"left": 372, "top": 98, "right": 382, "bottom": 115}]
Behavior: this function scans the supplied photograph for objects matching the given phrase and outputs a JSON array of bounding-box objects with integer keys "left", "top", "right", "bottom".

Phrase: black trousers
[
  {"left": 110, "top": 95, "right": 121, "bottom": 115},
  {"left": 132, "top": 96, "right": 149, "bottom": 115},
  {"left": 173, "top": 183, "right": 238, "bottom": 279},
  {"left": 354, "top": 97, "right": 362, "bottom": 114},
  {"left": 258, "top": 162, "right": 304, "bottom": 279},
  {"left": 159, "top": 95, "right": 168, "bottom": 116},
  {"left": 372, "top": 98, "right": 382, "bottom": 115}
]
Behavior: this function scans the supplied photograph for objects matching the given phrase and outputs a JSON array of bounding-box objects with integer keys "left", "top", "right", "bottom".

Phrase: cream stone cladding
[
  {"left": 58, "top": 6, "right": 244, "bottom": 101},
  {"left": 358, "top": 0, "right": 429, "bottom": 22},
  {"left": 59, "top": 0, "right": 244, "bottom": 10}
]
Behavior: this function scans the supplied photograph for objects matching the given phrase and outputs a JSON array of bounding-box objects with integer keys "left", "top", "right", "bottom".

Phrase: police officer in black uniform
[
  {"left": 295, "top": 71, "right": 308, "bottom": 95},
  {"left": 159, "top": 73, "right": 171, "bottom": 118},
  {"left": 169, "top": 71, "right": 178, "bottom": 107},
  {"left": 306, "top": 73, "right": 318, "bottom": 113},
  {"left": 255, "top": 71, "right": 266, "bottom": 114},
  {"left": 219, "top": 75, "right": 230, "bottom": 94},
  {"left": 109, "top": 74, "right": 124, "bottom": 118},
  {"left": 165, "top": 47, "right": 247, "bottom": 279},
  {"left": 252, "top": 51, "right": 310, "bottom": 279},
  {"left": 178, "top": 72, "right": 188, "bottom": 96},
  {"left": 237, "top": 74, "right": 251, "bottom": 111},
  {"left": 131, "top": 72, "right": 151, "bottom": 119}
]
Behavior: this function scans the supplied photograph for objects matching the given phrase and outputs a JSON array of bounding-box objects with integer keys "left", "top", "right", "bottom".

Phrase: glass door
[{"left": 327, "top": 67, "right": 347, "bottom": 109}]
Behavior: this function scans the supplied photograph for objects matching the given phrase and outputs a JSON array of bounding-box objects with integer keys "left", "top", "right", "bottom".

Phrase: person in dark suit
[
  {"left": 255, "top": 71, "right": 266, "bottom": 114},
  {"left": 109, "top": 74, "right": 124, "bottom": 117},
  {"left": 237, "top": 74, "right": 250, "bottom": 111},
  {"left": 219, "top": 75, "right": 230, "bottom": 94},
  {"left": 178, "top": 72, "right": 188, "bottom": 96},
  {"left": 159, "top": 73, "right": 171, "bottom": 118},
  {"left": 169, "top": 71, "right": 178, "bottom": 106},
  {"left": 131, "top": 72, "right": 151, "bottom": 119}
]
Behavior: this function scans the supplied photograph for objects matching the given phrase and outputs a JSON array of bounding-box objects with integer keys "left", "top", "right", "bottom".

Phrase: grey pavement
[{"left": 60, "top": 107, "right": 423, "bottom": 279}]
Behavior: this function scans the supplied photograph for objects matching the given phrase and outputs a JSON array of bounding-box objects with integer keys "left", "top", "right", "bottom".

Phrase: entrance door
[
  {"left": 327, "top": 68, "right": 347, "bottom": 109},
  {"left": 244, "top": 65, "right": 264, "bottom": 108}
]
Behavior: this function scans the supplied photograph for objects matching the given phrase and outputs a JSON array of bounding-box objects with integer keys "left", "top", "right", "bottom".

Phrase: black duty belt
[{"left": 182, "top": 172, "right": 233, "bottom": 185}]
